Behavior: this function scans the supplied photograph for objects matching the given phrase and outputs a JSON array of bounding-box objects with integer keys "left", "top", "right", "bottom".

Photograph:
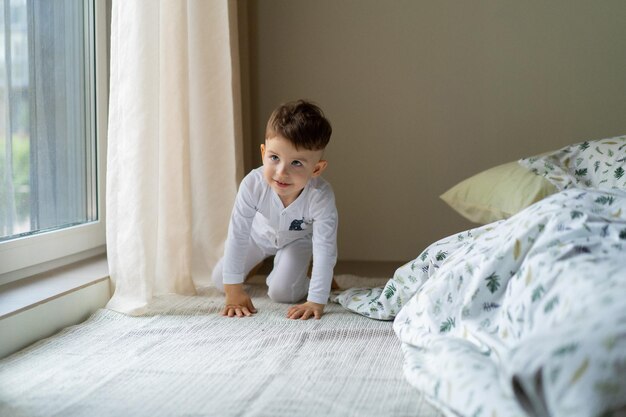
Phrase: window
[{"left": 0, "top": 0, "right": 107, "bottom": 285}]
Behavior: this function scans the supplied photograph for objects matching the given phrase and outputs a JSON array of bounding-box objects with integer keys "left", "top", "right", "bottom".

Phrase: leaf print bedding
[{"left": 333, "top": 188, "right": 626, "bottom": 417}]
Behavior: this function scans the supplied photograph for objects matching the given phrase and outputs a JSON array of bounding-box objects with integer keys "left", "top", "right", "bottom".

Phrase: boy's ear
[
  {"left": 312, "top": 160, "right": 328, "bottom": 177},
  {"left": 260, "top": 143, "right": 265, "bottom": 159}
]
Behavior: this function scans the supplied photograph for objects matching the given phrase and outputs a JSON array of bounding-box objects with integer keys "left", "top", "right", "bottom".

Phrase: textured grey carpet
[{"left": 0, "top": 275, "right": 443, "bottom": 417}]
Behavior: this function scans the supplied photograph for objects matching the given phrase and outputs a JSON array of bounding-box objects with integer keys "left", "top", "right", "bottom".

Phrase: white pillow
[{"left": 518, "top": 135, "right": 626, "bottom": 190}]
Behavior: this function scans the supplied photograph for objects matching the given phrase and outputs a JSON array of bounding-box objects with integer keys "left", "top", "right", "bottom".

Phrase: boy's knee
[{"left": 267, "top": 286, "right": 298, "bottom": 304}]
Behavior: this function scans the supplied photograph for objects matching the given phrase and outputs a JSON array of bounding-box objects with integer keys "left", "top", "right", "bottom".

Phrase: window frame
[{"left": 0, "top": 0, "right": 108, "bottom": 286}]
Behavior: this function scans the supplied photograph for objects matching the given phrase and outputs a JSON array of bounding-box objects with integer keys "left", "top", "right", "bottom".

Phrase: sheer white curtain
[{"left": 106, "top": 0, "right": 242, "bottom": 314}]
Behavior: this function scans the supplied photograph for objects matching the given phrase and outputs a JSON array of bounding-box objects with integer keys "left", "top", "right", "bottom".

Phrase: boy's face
[{"left": 261, "top": 135, "right": 327, "bottom": 207}]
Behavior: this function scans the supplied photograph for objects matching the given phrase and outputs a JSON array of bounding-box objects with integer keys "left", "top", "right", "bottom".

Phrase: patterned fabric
[
  {"left": 519, "top": 135, "right": 626, "bottom": 190},
  {"left": 333, "top": 188, "right": 626, "bottom": 417}
]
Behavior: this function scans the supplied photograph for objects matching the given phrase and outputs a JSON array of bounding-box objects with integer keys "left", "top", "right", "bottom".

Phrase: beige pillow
[{"left": 440, "top": 161, "right": 558, "bottom": 224}]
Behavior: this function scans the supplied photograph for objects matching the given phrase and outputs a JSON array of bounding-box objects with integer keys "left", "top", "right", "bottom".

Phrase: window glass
[{"left": 0, "top": 0, "right": 96, "bottom": 242}]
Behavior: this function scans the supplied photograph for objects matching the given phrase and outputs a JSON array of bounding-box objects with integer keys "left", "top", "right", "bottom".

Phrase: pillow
[
  {"left": 440, "top": 161, "right": 557, "bottom": 224},
  {"left": 518, "top": 135, "right": 626, "bottom": 190}
]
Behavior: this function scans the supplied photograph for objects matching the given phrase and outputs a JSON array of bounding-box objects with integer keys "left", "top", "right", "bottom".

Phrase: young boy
[{"left": 212, "top": 100, "right": 338, "bottom": 320}]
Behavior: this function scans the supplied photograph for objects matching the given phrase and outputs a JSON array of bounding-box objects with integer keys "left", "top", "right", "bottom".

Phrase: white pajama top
[{"left": 222, "top": 167, "right": 338, "bottom": 304}]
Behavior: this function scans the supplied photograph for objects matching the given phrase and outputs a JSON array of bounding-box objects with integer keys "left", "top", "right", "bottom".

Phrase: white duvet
[{"left": 334, "top": 189, "right": 626, "bottom": 417}]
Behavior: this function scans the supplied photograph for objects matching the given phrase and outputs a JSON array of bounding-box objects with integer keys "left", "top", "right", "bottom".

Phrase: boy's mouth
[{"left": 274, "top": 179, "right": 290, "bottom": 188}]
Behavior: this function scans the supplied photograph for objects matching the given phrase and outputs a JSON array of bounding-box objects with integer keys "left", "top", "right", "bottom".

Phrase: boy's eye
[
  {"left": 269, "top": 155, "right": 279, "bottom": 162},
  {"left": 291, "top": 160, "right": 303, "bottom": 167}
]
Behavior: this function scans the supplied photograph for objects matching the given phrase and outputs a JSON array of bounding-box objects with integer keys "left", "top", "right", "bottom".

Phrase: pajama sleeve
[
  {"left": 222, "top": 173, "right": 260, "bottom": 284},
  {"left": 307, "top": 183, "right": 338, "bottom": 304}
]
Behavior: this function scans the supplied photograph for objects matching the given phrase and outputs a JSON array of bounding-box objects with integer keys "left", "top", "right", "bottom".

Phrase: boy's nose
[{"left": 276, "top": 163, "right": 288, "bottom": 175}]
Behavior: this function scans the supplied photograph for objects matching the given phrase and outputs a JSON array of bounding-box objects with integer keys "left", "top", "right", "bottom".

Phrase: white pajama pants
[{"left": 212, "top": 236, "right": 312, "bottom": 303}]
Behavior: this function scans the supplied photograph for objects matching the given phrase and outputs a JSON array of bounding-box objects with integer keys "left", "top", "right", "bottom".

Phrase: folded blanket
[{"left": 334, "top": 189, "right": 626, "bottom": 417}]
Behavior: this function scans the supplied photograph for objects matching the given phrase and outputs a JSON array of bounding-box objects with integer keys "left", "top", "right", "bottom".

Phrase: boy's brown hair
[{"left": 265, "top": 100, "right": 332, "bottom": 151}]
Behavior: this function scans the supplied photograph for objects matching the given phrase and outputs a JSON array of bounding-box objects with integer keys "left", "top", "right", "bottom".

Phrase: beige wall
[{"left": 239, "top": 0, "right": 626, "bottom": 262}]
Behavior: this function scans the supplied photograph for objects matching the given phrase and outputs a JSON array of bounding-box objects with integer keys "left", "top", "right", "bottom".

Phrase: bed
[
  {"left": 334, "top": 135, "right": 626, "bottom": 417},
  {"left": 1, "top": 136, "right": 625, "bottom": 417}
]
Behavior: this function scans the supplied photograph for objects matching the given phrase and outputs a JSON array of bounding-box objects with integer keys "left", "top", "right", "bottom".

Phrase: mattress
[{"left": 0, "top": 275, "right": 442, "bottom": 417}]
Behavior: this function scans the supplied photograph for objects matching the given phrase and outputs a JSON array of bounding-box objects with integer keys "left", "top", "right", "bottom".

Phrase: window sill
[
  {"left": 0, "top": 254, "right": 110, "bottom": 320},
  {"left": 0, "top": 254, "right": 111, "bottom": 359}
]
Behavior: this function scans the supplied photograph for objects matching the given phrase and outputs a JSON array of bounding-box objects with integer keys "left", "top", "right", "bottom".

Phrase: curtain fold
[{"left": 106, "top": 0, "right": 242, "bottom": 314}]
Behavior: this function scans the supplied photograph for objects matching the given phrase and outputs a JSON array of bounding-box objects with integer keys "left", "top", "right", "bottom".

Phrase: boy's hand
[
  {"left": 287, "top": 301, "right": 325, "bottom": 320},
  {"left": 222, "top": 284, "right": 257, "bottom": 317}
]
